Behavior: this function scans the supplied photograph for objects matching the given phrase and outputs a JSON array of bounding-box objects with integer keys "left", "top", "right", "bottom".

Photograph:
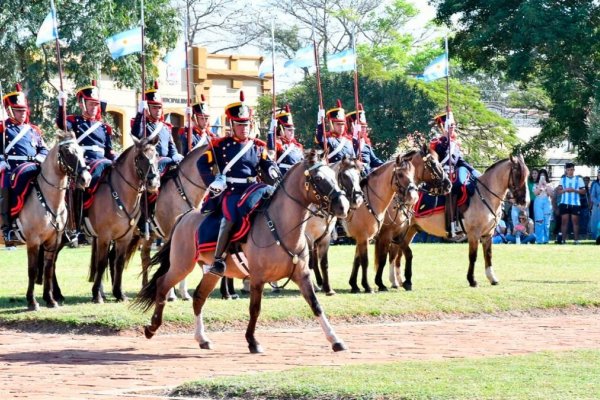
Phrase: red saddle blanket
[
  {"left": 413, "top": 183, "right": 470, "bottom": 218},
  {"left": 8, "top": 162, "right": 39, "bottom": 218}
]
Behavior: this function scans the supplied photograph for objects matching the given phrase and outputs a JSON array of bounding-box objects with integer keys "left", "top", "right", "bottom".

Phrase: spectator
[
  {"left": 492, "top": 217, "right": 508, "bottom": 244},
  {"left": 579, "top": 176, "right": 591, "bottom": 239},
  {"left": 533, "top": 169, "right": 553, "bottom": 244},
  {"left": 556, "top": 162, "right": 586, "bottom": 244},
  {"left": 590, "top": 171, "right": 600, "bottom": 242},
  {"left": 506, "top": 211, "right": 536, "bottom": 244},
  {"left": 528, "top": 168, "right": 539, "bottom": 218}
]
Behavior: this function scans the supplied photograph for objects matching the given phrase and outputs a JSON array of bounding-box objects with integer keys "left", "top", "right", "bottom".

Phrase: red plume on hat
[
  {"left": 285, "top": 104, "right": 291, "bottom": 113},
  {"left": 201, "top": 94, "right": 206, "bottom": 102},
  {"left": 240, "top": 90, "right": 245, "bottom": 102},
  {"left": 224, "top": 90, "right": 251, "bottom": 123},
  {"left": 326, "top": 99, "right": 345, "bottom": 122},
  {"left": 3, "top": 82, "right": 29, "bottom": 112},
  {"left": 144, "top": 80, "right": 162, "bottom": 105}
]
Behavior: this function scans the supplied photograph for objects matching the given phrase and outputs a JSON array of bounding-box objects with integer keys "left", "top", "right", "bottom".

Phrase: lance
[
  {"left": 267, "top": 20, "right": 277, "bottom": 158},
  {"left": 49, "top": 0, "right": 68, "bottom": 135},
  {"left": 184, "top": 4, "right": 193, "bottom": 151},
  {"left": 0, "top": 81, "right": 6, "bottom": 161},
  {"left": 140, "top": 0, "right": 151, "bottom": 240},
  {"left": 311, "top": 24, "right": 328, "bottom": 161},
  {"left": 351, "top": 31, "right": 362, "bottom": 155},
  {"left": 443, "top": 35, "right": 455, "bottom": 236}
]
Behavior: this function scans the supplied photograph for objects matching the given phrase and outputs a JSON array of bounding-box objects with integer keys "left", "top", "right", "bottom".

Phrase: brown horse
[
  {"left": 135, "top": 150, "right": 356, "bottom": 353},
  {"left": 1, "top": 130, "right": 91, "bottom": 310},
  {"left": 84, "top": 137, "right": 160, "bottom": 303},
  {"left": 132, "top": 145, "right": 208, "bottom": 300},
  {"left": 305, "top": 156, "right": 364, "bottom": 295},
  {"left": 384, "top": 155, "right": 529, "bottom": 289},
  {"left": 311, "top": 148, "right": 450, "bottom": 294}
]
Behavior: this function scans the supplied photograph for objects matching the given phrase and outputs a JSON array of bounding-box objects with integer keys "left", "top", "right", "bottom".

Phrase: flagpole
[
  {"left": 50, "top": 0, "right": 67, "bottom": 135},
  {"left": 271, "top": 20, "right": 277, "bottom": 117},
  {"left": 140, "top": 0, "right": 150, "bottom": 240},
  {"left": 444, "top": 35, "right": 451, "bottom": 167},
  {"left": 267, "top": 19, "right": 277, "bottom": 157},
  {"left": 312, "top": 24, "right": 328, "bottom": 161},
  {"left": 184, "top": 5, "right": 193, "bottom": 151},
  {"left": 352, "top": 31, "right": 361, "bottom": 154}
]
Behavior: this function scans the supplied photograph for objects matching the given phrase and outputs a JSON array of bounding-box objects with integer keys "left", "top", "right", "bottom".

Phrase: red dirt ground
[{"left": 1, "top": 310, "right": 600, "bottom": 399}]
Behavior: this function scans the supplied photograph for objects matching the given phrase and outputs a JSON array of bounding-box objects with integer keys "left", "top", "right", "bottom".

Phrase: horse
[
  {"left": 385, "top": 155, "right": 529, "bottom": 289},
  {"left": 132, "top": 144, "right": 208, "bottom": 301},
  {"left": 83, "top": 137, "right": 160, "bottom": 303},
  {"left": 0, "top": 130, "right": 91, "bottom": 310},
  {"left": 305, "top": 156, "right": 364, "bottom": 296},
  {"left": 134, "top": 150, "right": 394, "bottom": 353},
  {"left": 310, "top": 147, "right": 450, "bottom": 294}
]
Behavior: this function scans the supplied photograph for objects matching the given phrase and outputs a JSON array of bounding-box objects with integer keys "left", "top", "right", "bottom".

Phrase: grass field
[{"left": 0, "top": 242, "right": 598, "bottom": 331}]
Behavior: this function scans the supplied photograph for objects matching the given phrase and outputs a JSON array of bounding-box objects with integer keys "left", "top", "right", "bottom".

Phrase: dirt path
[{"left": 1, "top": 312, "right": 600, "bottom": 400}]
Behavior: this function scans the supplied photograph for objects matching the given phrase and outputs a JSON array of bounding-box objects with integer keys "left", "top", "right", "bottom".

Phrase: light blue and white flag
[
  {"left": 326, "top": 48, "right": 356, "bottom": 73},
  {"left": 105, "top": 27, "right": 143, "bottom": 59},
  {"left": 211, "top": 116, "right": 221, "bottom": 135},
  {"left": 35, "top": 4, "right": 59, "bottom": 47},
  {"left": 284, "top": 45, "right": 314, "bottom": 69},
  {"left": 258, "top": 57, "right": 273, "bottom": 79},
  {"left": 417, "top": 54, "right": 448, "bottom": 82},
  {"left": 163, "top": 39, "right": 186, "bottom": 69}
]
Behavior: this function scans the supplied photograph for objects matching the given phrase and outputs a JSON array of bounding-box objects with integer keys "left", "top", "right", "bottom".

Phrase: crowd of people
[{"left": 493, "top": 163, "right": 600, "bottom": 245}]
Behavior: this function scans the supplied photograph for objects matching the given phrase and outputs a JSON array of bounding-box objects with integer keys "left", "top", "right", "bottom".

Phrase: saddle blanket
[
  {"left": 6, "top": 162, "right": 40, "bottom": 218},
  {"left": 195, "top": 183, "right": 272, "bottom": 255},
  {"left": 83, "top": 159, "right": 112, "bottom": 210},
  {"left": 413, "top": 178, "right": 475, "bottom": 218}
]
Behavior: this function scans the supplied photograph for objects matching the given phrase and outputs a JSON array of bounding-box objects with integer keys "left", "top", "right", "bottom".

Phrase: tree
[
  {"left": 0, "top": 0, "right": 179, "bottom": 134},
  {"left": 433, "top": 0, "right": 600, "bottom": 164}
]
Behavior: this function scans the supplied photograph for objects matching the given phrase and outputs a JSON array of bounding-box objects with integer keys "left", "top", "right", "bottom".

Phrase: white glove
[
  {"left": 317, "top": 109, "right": 325, "bottom": 124},
  {"left": 34, "top": 154, "right": 46, "bottom": 164},
  {"left": 268, "top": 165, "right": 280, "bottom": 180},
  {"left": 0, "top": 160, "right": 8, "bottom": 172},
  {"left": 268, "top": 118, "right": 277, "bottom": 135},
  {"left": 172, "top": 153, "right": 184, "bottom": 163},
  {"left": 208, "top": 174, "right": 226, "bottom": 196},
  {"left": 185, "top": 106, "right": 192, "bottom": 117},
  {"left": 138, "top": 100, "right": 147, "bottom": 114},
  {"left": 352, "top": 123, "right": 361, "bottom": 138},
  {"left": 57, "top": 91, "right": 68, "bottom": 106}
]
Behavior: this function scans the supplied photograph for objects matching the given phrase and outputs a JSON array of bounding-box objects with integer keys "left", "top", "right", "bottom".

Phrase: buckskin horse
[
  {"left": 384, "top": 155, "right": 529, "bottom": 289},
  {"left": 305, "top": 155, "right": 364, "bottom": 295},
  {"left": 135, "top": 150, "right": 396, "bottom": 353},
  {"left": 1, "top": 130, "right": 91, "bottom": 310},
  {"left": 80, "top": 137, "right": 160, "bottom": 303}
]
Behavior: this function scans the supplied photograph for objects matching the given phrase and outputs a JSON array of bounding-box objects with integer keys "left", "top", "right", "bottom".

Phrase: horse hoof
[
  {"left": 144, "top": 326, "right": 155, "bottom": 339},
  {"left": 469, "top": 282, "right": 478, "bottom": 288},
  {"left": 350, "top": 287, "right": 360, "bottom": 294},
  {"left": 167, "top": 296, "right": 177, "bottom": 302},
  {"left": 326, "top": 290, "right": 336, "bottom": 296},
  {"left": 491, "top": 281, "right": 499, "bottom": 286},
  {"left": 92, "top": 296, "right": 104, "bottom": 304},
  {"left": 332, "top": 342, "right": 347, "bottom": 352},
  {"left": 230, "top": 293, "right": 239, "bottom": 300},
  {"left": 377, "top": 286, "right": 388, "bottom": 292},
  {"left": 221, "top": 295, "right": 231, "bottom": 300},
  {"left": 180, "top": 293, "right": 192, "bottom": 301},
  {"left": 27, "top": 303, "right": 39, "bottom": 312},
  {"left": 364, "top": 288, "right": 374, "bottom": 294},
  {"left": 391, "top": 285, "right": 399, "bottom": 289},
  {"left": 402, "top": 283, "right": 412, "bottom": 291},
  {"left": 249, "top": 344, "right": 264, "bottom": 354},
  {"left": 200, "top": 341, "right": 212, "bottom": 350},
  {"left": 116, "top": 296, "right": 129, "bottom": 303},
  {"left": 46, "top": 301, "right": 60, "bottom": 309}
]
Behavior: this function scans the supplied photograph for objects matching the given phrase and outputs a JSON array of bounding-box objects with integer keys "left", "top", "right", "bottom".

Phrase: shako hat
[
  {"left": 275, "top": 104, "right": 294, "bottom": 129},
  {"left": 192, "top": 94, "right": 209, "bottom": 115},
  {"left": 326, "top": 99, "right": 345, "bottom": 123},
  {"left": 2, "top": 83, "right": 28, "bottom": 110},
  {"left": 346, "top": 103, "right": 367, "bottom": 126},
  {"left": 75, "top": 80, "right": 100, "bottom": 103},
  {"left": 144, "top": 80, "right": 162, "bottom": 105},
  {"left": 225, "top": 90, "right": 252, "bottom": 124}
]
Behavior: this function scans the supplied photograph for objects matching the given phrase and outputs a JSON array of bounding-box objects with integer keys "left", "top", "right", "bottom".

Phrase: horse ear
[{"left": 131, "top": 135, "right": 140, "bottom": 146}]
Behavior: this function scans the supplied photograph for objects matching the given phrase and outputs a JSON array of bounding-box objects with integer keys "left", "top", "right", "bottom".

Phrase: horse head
[
  {"left": 334, "top": 155, "right": 364, "bottom": 210},
  {"left": 393, "top": 155, "right": 419, "bottom": 206},
  {"left": 131, "top": 136, "right": 160, "bottom": 193},
  {"left": 411, "top": 145, "right": 452, "bottom": 195},
  {"left": 303, "top": 149, "right": 350, "bottom": 218},
  {"left": 509, "top": 154, "right": 529, "bottom": 206},
  {"left": 55, "top": 130, "right": 91, "bottom": 190}
]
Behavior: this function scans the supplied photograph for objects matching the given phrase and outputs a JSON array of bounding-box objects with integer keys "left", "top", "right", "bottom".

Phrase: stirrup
[{"left": 205, "top": 257, "right": 226, "bottom": 277}]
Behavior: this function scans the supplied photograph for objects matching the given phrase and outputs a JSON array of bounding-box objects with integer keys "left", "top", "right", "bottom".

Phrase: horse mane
[
  {"left": 484, "top": 158, "right": 509, "bottom": 173},
  {"left": 113, "top": 145, "right": 135, "bottom": 167},
  {"left": 400, "top": 149, "right": 419, "bottom": 161}
]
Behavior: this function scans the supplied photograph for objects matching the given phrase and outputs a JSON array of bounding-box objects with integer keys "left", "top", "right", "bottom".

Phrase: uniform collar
[{"left": 232, "top": 135, "right": 249, "bottom": 143}]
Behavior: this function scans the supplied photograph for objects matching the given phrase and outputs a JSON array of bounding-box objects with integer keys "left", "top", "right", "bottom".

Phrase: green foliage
[
  {"left": 0, "top": 0, "right": 179, "bottom": 137},
  {"left": 433, "top": 0, "right": 600, "bottom": 165}
]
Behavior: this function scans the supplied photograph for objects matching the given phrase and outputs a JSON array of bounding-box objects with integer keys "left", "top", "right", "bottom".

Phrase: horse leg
[
  {"left": 310, "top": 242, "right": 323, "bottom": 292},
  {"left": 481, "top": 236, "right": 499, "bottom": 285},
  {"left": 319, "top": 239, "right": 335, "bottom": 296},
  {"left": 295, "top": 269, "right": 347, "bottom": 352},
  {"left": 26, "top": 245, "right": 40, "bottom": 311},
  {"left": 467, "top": 237, "right": 479, "bottom": 287},
  {"left": 178, "top": 279, "right": 192, "bottom": 300},
  {"left": 358, "top": 240, "right": 373, "bottom": 293},
  {"left": 219, "top": 277, "right": 230, "bottom": 299},
  {"left": 42, "top": 248, "right": 59, "bottom": 308},
  {"left": 192, "top": 273, "right": 222, "bottom": 349},
  {"left": 348, "top": 244, "right": 362, "bottom": 293},
  {"left": 140, "top": 238, "right": 152, "bottom": 286},
  {"left": 111, "top": 240, "right": 129, "bottom": 301},
  {"left": 401, "top": 243, "right": 413, "bottom": 291},
  {"left": 245, "top": 280, "right": 267, "bottom": 354},
  {"left": 388, "top": 243, "right": 401, "bottom": 288},
  {"left": 52, "top": 270, "right": 65, "bottom": 303},
  {"left": 373, "top": 237, "right": 388, "bottom": 291},
  {"left": 91, "top": 239, "right": 110, "bottom": 303}
]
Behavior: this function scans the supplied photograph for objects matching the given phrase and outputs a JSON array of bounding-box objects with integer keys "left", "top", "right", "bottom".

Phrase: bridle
[
  {"left": 474, "top": 158, "right": 526, "bottom": 218},
  {"left": 113, "top": 145, "right": 158, "bottom": 193},
  {"left": 418, "top": 153, "right": 450, "bottom": 196},
  {"left": 335, "top": 159, "right": 363, "bottom": 210}
]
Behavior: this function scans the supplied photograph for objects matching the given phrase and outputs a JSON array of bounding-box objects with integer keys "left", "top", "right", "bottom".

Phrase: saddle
[
  {"left": 9, "top": 162, "right": 39, "bottom": 218},
  {"left": 82, "top": 159, "right": 112, "bottom": 210}
]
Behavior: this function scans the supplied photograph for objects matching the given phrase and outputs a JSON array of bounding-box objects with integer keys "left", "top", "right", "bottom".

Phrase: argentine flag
[
  {"left": 417, "top": 54, "right": 448, "bottom": 82},
  {"left": 163, "top": 39, "right": 186, "bottom": 69},
  {"left": 105, "top": 28, "right": 143, "bottom": 60},
  {"left": 326, "top": 49, "right": 356, "bottom": 73},
  {"left": 36, "top": 6, "right": 59, "bottom": 47},
  {"left": 284, "top": 45, "right": 314, "bottom": 69}
]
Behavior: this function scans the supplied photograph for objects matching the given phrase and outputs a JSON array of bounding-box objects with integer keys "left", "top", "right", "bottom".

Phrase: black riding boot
[
  {"left": 206, "top": 218, "right": 235, "bottom": 277},
  {"left": 0, "top": 186, "right": 16, "bottom": 245}
]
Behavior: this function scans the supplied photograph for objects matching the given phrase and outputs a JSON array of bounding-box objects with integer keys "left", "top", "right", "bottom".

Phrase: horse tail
[
  {"left": 123, "top": 234, "right": 142, "bottom": 269},
  {"left": 35, "top": 247, "right": 44, "bottom": 285},
  {"left": 132, "top": 239, "right": 172, "bottom": 312}
]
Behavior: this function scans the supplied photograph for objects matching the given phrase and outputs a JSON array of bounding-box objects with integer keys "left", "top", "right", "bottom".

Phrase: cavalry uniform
[
  {"left": 315, "top": 100, "right": 355, "bottom": 163},
  {"left": 1, "top": 84, "right": 49, "bottom": 244},
  {"left": 274, "top": 105, "right": 303, "bottom": 175},
  {"left": 346, "top": 103, "right": 383, "bottom": 174},
  {"left": 198, "top": 90, "right": 280, "bottom": 277},
  {"left": 178, "top": 95, "right": 216, "bottom": 156},
  {"left": 131, "top": 81, "right": 182, "bottom": 173}
]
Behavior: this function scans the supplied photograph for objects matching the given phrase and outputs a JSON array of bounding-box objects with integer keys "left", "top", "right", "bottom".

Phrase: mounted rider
[
  {"left": 132, "top": 81, "right": 183, "bottom": 174},
  {"left": 346, "top": 103, "right": 383, "bottom": 174},
  {"left": 273, "top": 105, "right": 304, "bottom": 176},
  {"left": 178, "top": 94, "right": 217, "bottom": 156},
  {"left": 315, "top": 99, "right": 356, "bottom": 163},
  {"left": 1, "top": 84, "right": 49, "bottom": 245},
  {"left": 197, "top": 90, "right": 281, "bottom": 277},
  {"left": 56, "top": 80, "right": 115, "bottom": 242}
]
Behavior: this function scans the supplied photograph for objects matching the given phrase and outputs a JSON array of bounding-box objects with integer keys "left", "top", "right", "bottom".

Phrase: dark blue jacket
[
  {"left": 56, "top": 106, "right": 114, "bottom": 161},
  {"left": 1, "top": 119, "right": 49, "bottom": 169},
  {"left": 131, "top": 112, "right": 178, "bottom": 158},
  {"left": 315, "top": 123, "right": 355, "bottom": 163}
]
